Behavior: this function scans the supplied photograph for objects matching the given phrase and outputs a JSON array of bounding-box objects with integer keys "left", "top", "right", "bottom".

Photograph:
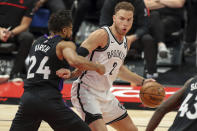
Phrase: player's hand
[
  {"left": 143, "top": 78, "right": 156, "bottom": 85},
  {"left": 95, "top": 62, "right": 106, "bottom": 75},
  {"left": 0, "top": 28, "right": 11, "bottom": 42},
  {"left": 56, "top": 68, "right": 71, "bottom": 79}
]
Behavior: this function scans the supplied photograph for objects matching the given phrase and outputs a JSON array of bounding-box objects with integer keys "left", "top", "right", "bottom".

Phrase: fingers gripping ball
[{"left": 139, "top": 82, "right": 165, "bottom": 108}]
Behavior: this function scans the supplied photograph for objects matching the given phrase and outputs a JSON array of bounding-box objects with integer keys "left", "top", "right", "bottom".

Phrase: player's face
[{"left": 113, "top": 9, "right": 133, "bottom": 36}]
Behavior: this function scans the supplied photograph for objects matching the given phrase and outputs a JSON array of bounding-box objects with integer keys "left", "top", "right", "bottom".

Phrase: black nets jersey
[
  {"left": 24, "top": 35, "right": 69, "bottom": 91},
  {"left": 169, "top": 76, "right": 197, "bottom": 131}
]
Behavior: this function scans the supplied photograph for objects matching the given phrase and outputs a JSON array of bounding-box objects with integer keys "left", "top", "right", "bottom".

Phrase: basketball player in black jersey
[
  {"left": 146, "top": 76, "right": 197, "bottom": 131},
  {"left": 9, "top": 10, "right": 105, "bottom": 131}
]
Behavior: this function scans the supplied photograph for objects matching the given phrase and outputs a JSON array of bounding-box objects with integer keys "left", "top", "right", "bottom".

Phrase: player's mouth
[{"left": 122, "top": 28, "right": 127, "bottom": 33}]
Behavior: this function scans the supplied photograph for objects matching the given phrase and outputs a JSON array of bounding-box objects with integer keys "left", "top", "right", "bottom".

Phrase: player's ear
[
  {"left": 62, "top": 27, "right": 67, "bottom": 35},
  {"left": 113, "top": 15, "right": 116, "bottom": 22}
]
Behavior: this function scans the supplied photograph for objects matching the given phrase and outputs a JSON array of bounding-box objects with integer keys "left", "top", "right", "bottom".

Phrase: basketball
[{"left": 139, "top": 81, "right": 165, "bottom": 108}]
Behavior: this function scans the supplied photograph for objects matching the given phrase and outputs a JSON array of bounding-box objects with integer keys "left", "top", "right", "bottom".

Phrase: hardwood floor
[{"left": 0, "top": 104, "right": 177, "bottom": 131}]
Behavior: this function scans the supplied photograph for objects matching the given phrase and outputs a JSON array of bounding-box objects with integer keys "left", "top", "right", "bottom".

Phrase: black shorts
[{"left": 10, "top": 87, "right": 90, "bottom": 131}]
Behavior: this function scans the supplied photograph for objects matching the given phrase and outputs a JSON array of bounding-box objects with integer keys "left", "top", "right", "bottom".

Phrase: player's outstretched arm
[
  {"left": 118, "top": 65, "right": 155, "bottom": 86},
  {"left": 57, "top": 41, "right": 105, "bottom": 75},
  {"left": 145, "top": 78, "right": 193, "bottom": 131}
]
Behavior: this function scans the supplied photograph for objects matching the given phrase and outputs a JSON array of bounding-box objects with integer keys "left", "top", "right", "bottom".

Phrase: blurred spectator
[
  {"left": 144, "top": 0, "right": 184, "bottom": 78},
  {"left": 72, "top": 0, "right": 105, "bottom": 43},
  {"left": 147, "top": 7, "right": 184, "bottom": 57},
  {"left": 149, "top": 9, "right": 184, "bottom": 77},
  {"left": 148, "top": 10, "right": 169, "bottom": 59},
  {"left": 30, "top": 0, "right": 66, "bottom": 38},
  {"left": 63, "top": 0, "right": 74, "bottom": 10},
  {"left": 0, "top": 0, "right": 35, "bottom": 82},
  {"left": 184, "top": 0, "right": 197, "bottom": 56},
  {"left": 146, "top": 0, "right": 197, "bottom": 56},
  {"left": 33, "top": 0, "right": 66, "bottom": 13}
]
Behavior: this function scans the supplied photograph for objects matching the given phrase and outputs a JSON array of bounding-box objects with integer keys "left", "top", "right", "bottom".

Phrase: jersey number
[
  {"left": 179, "top": 93, "right": 197, "bottom": 119},
  {"left": 27, "top": 56, "right": 51, "bottom": 79},
  {"left": 110, "top": 62, "right": 117, "bottom": 75}
]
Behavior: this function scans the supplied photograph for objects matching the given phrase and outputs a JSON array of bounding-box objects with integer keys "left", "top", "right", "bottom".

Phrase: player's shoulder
[
  {"left": 57, "top": 40, "right": 76, "bottom": 50},
  {"left": 89, "top": 28, "right": 108, "bottom": 39}
]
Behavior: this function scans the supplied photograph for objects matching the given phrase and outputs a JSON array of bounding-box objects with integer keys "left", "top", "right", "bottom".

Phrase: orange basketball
[{"left": 139, "top": 81, "right": 165, "bottom": 108}]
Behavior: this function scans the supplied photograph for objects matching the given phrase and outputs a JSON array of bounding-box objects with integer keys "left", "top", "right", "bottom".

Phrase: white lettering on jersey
[
  {"left": 35, "top": 44, "right": 51, "bottom": 53},
  {"left": 191, "top": 82, "right": 197, "bottom": 91},
  {"left": 179, "top": 93, "right": 197, "bottom": 119}
]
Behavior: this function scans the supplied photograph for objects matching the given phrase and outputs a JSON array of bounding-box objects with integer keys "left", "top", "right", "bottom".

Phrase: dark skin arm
[
  {"left": 145, "top": 78, "right": 193, "bottom": 131},
  {"left": 56, "top": 29, "right": 107, "bottom": 79},
  {"left": 56, "top": 41, "right": 105, "bottom": 75}
]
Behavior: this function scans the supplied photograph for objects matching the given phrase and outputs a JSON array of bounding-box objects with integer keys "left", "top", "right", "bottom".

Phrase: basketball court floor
[
  {"left": 0, "top": 81, "right": 180, "bottom": 131},
  {"left": 0, "top": 104, "right": 177, "bottom": 131}
]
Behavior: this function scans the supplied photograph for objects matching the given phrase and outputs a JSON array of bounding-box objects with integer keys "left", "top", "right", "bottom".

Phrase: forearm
[
  {"left": 146, "top": 108, "right": 167, "bottom": 131},
  {"left": 159, "top": 0, "right": 185, "bottom": 8},
  {"left": 73, "top": 56, "right": 100, "bottom": 72},
  {"left": 118, "top": 65, "right": 144, "bottom": 86},
  {"left": 11, "top": 24, "right": 29, "bottom": 36},
  {"left": 144, "top": 0, "right": 165, "bottom": 10},
  {"left": 70, "top": 68, "right": 83, "bottom": 79}
]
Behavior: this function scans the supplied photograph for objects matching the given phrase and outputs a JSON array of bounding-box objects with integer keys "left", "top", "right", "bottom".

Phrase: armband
[{"left": 77, "top": 47, "right": 89, "bottom": 57}]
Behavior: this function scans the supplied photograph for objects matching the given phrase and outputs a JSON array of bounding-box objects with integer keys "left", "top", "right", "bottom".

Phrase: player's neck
[
  {"left": 109, "top": 26, "right": 124, "bottom": 43},
  {"left": 49, "top": 32, "right": 64, "bottom": 39}
]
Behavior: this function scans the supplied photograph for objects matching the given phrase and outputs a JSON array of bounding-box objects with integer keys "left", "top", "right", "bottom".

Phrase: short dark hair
[
  {"left": 114, "top": 1, "right": 135, "bottom": 14},
  {"left": 48, "top": 10, "right": 72, "bottom": 33}
]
